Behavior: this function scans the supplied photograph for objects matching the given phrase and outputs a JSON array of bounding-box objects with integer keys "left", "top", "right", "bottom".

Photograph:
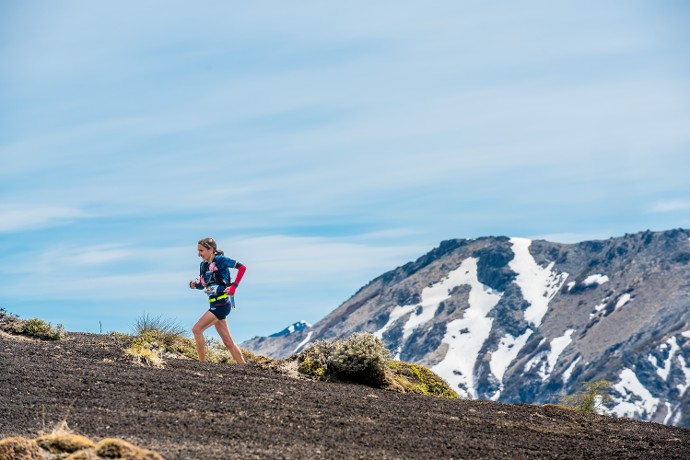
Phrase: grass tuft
[
  {"left": 124, "top": 342, "right": 165, "bottom": 368},
  {"left": 133, "top": 313, "right": 186, "bottom": 337},
  {"left": 124, "top": 313, "right": 196, "bottom": 366}
]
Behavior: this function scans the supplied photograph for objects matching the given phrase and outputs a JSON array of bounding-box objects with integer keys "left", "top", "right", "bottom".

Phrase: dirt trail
[{"left": 1, "top": 333, "right": 689, "bottom": 459}]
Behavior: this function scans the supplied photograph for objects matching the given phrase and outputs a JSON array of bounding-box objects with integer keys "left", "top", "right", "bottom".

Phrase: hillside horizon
[{"left": 2, "top": 327, "right": 690, "bottom": 459}]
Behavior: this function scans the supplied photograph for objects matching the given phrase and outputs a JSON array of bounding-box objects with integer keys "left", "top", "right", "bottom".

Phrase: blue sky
[{"left": 1, "top": 1, "right": 689, "bottom": 343}]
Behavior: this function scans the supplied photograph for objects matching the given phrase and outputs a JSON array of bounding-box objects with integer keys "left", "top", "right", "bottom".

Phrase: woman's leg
[
  {"left": 192, "top": 311, "right": 218, "bottom": 361},
  {"left": 215, "top": 319, "right": 246, "bottom": 364}
]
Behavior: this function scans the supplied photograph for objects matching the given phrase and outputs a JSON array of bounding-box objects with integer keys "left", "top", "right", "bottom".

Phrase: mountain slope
[
  {"left": 2, "top": 332, "right": 690, "bottom": 459},
  {"left": 243, "top": 229, "right": 690, "bottom": 426}
]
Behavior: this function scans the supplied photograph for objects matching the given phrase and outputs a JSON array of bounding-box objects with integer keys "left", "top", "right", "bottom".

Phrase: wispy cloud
[
  {"left": 223, "top": 234, "right": 429, "bottom": 288},
  {"left": 0, "top": 204, "right": 88, "bottom": 233},
  {"left": 650, "top": 200, "right": 690, "bottom": 213}
]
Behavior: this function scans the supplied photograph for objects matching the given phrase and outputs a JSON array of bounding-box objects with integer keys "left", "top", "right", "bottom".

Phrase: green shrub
[
  {"left": 21, "top": 318, "right": 66, "bottom": 340},
  {"left": 297, "top": 333, "right": 390, "bottom": 388},
  {"left": 0, "top": 309, "right": 66, "bottom": 340},
  {"left": 297, "top": 340, "right": 336, "bottom": 377},
  {"left": 328, "top": 333, "right": 390, "bottom": 387},
  {"left": 388, "top": 361, "right": 459, "bottom": 398},
  {"left": 561, "top": 380, "right": 612, "bottom": 414},
  {"left": 296, "top": 334, "right": 390, "bottom": 386},
  {"left": 295, "top": 333, "right": 457, "bottom": 398}
]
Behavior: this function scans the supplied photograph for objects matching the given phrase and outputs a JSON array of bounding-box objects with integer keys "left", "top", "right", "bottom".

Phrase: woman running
[{"left": 189, "top": 237, "right": 246, "bottom": 364}]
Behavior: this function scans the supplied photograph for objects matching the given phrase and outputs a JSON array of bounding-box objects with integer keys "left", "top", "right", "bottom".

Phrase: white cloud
[
  {"left": 0, "top": 204, "right": 87, "bottom": 233},
  {"left": 650, "top": 200, "right": 690, "bottom": 213},
  {"left": 222, "top": 234, "right": 427, "bottom": 288}
]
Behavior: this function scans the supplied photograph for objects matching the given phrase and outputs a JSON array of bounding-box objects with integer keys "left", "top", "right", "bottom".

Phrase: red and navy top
[{"left": 192, "top": 255, "right": 242, "bottom": 304}]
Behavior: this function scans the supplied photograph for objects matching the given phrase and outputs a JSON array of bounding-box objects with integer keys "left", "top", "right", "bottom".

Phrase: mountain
[{"left": 242, "top": 228, "right": 690, "bottom": 426}]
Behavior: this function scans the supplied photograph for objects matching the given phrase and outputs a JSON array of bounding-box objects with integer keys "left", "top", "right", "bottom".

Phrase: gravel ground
[{"left": 1, "top": 332, "right": 689, "bottom": 459}]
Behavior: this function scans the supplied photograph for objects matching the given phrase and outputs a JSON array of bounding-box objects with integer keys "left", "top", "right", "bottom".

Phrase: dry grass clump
[
  {"left": 0, "top": 308, "right": 66, "bottom": 341},
  {"left": 0, "top": 421, "right": 163, "bottom": 460},
  {"left": 126, "top": 313, "right": 262, "bottom": 366},
  {"left": 0, "top": 436, "right": 43, "bottom": 460},
  {"left": 124, "top": 342, "right": 165, "bottom": 368},
  {"left": 35, "top": 432, "right": 95, "bottom": 454},
  {"left": 124, "top": 314, "right": 195, "bottom": 367},
  {"left": 94, "top": 438, "right": 163, "bottom": 459}
]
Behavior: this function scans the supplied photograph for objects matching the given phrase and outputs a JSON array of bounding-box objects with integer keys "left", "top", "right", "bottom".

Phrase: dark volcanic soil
[{"left": 1, "top": 332, "right": 689, "bottom": 459}]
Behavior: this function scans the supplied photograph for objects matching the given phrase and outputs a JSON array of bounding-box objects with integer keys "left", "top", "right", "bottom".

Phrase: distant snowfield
[
  {"left": 509, "top": 238, "right": 569, "bottom": 327},
  {"left": 523, "top": 329, "right": 575, "bottom": 381},
  {"left": 610, "top": 332, "right": 690, "bottom": 423},
  {"left": 490, "top": 330, "right": 533, "bottom": 399},
  {"left": 374, "top": 236, "right": 687, "bottom": 420},
  {"left": 431, "top": 257, "right": 502, "bottom": 398},
  {"left": 611, "top": 368, "right": 660, "bottom": 419},
  {"left": 375, "top": 256, "right": 504, "bottom": 398},
  {"left": 377, "top": 238, "right": 575, "bottom": 398}
]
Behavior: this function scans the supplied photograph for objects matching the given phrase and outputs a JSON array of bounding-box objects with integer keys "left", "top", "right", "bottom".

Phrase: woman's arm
[{"left": 227, "top": 262, "right": 246, "bottom": 295}]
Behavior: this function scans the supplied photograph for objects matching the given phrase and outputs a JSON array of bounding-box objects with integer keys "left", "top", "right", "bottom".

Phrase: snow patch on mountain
[
  {"left": 375, "top": 260, "right": 480, "bottom": 347},
  {"left": 590, "top": 299, "right": 608, "bottom": 318},
  {"left": 614, "top": 293, "right": 632, "bottom": 311},
  {"left": 401, "top": 263, "right": 476, "bottom": 340},
  {"left": 677, "top": 355, "right": 690, "bottom": 396},
  {"left": 584, "top": 274, "right": 609, "bottom": 286},
  {"left": 431, "top": 257, "right": 503, "bottom": 398},
  {"left": 269, "top": 320, "right": 312, "bottom": 338},
  {"left": 293, "top": 331, "right": 314, "bottom": 354},
  {"left": 649, "top": 337, "right": 680, "bottom": 381},
  {"left": 548, "top": 329, "right": 574, "bottom": 374},
  {"left": 490, "top": 330, "right": 533, "bottom": 398},
  {"left": 509, "top": 238, "right": 568, "bottom": 327},
  {"left": 524, "top": 329, "right": 574, "bottom": 381},
  {"left": 611, "top": 368, "right": 660, "bottom": 419},
  {"left": 562, "top": 356, "right": 581, "bottom": 383}
]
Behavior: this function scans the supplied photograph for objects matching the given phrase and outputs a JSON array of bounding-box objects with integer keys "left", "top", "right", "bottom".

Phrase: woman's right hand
[{"left": 189, "top": 280, "right": 197, "bottom": 289}]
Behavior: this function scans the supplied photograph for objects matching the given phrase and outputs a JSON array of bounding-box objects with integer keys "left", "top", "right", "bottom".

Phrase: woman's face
[{"left": 197, "top": 244, "right": 214, "bottom": 261}]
